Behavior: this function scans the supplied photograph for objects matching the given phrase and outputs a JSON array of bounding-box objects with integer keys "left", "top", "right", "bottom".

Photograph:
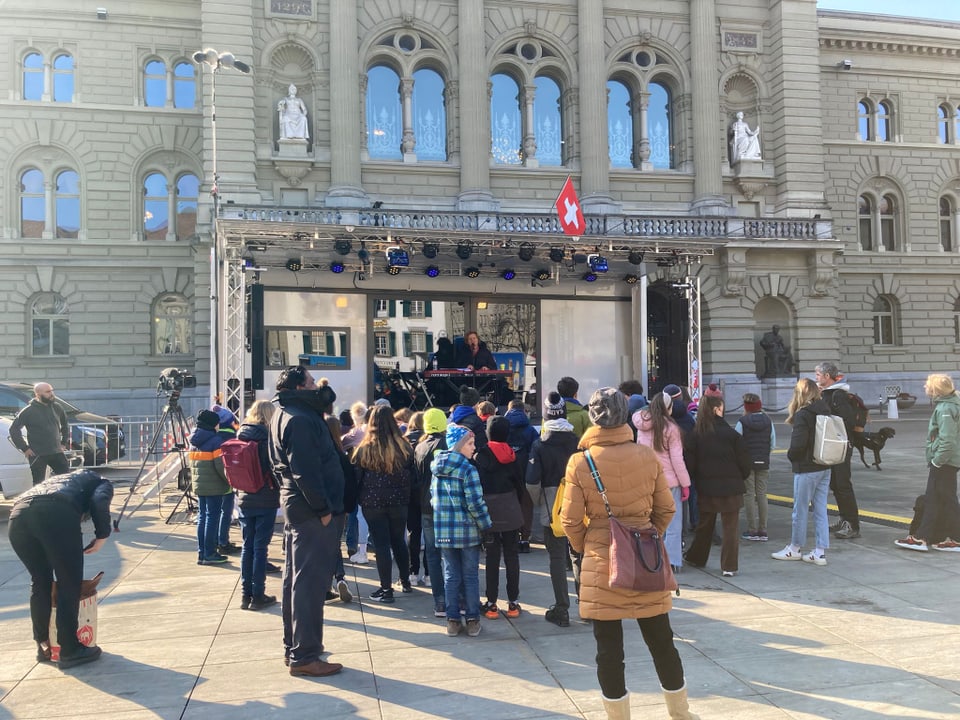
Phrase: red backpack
[{"left": 220, "top": 438, "right": 272, "bottom": 493}]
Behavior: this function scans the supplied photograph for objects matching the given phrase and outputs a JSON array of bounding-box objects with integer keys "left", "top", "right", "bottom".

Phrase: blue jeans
[
  {"left": 197, "top": 494, "right": 225, "bottom": 560},
  {"left": 238, "top": 507, "right": 275, "bottom": 596},
  {"left": 218, "top": 491, "right": 236, "bottom": 546},
  {"left": 441, "top": 545, "right": 481, "bottom": 621},
  {"left": 421, "top": 514, "right": 445, "bottom": 607},
  {"left": 791, "top": 470, "right": 831, "bottom": 550},
  {"left": 346, "top": 507, "right": 358, "bottom": 550},
  {"left": 664, "top": 486, "right": 683, "bottom": 567}
]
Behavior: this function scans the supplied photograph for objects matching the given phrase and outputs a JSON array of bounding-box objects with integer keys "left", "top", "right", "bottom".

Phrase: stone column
[
  {"left": 326, "top": 0, "right": 366, "bottom": 205},
  {"left": 401, "top": 78, "right": 416, "bottom": 161},
  {"left": 457, "top": 0, "right": 495, "bottom": 210},
  {"left": 522, "top": 83, "right": 538, "bottom": 167},
  {"left": 689, "top": 0, "right": 726, "bottom": 214},
  {"left": 166, "top": 70, "right": 175, "bottom": 109},
  {"left": 635, "top": 92, "right": 652, "bottom": 170},
  {"left": 578, "top": 0, "right": 617, "bottom": 213},
  {"left": 43, "top": 178, "right": 53, "bottom": 240},
  {"left": 42, "top": 60, "right": 51, "bottom": 102}
]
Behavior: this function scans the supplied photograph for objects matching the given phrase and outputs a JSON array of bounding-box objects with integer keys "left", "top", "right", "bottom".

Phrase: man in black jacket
[
  {"left": 269, "top": 366, "right": 344, "bottom": 677},
  {"left": 9, "top": 382, "right": 70, "bottom": 485},
  {"left": 815, "top": 361, "right": 860, "bottom": 539},
  {"left": 455, "top": 331, "right": 497, "bottom": 370}
]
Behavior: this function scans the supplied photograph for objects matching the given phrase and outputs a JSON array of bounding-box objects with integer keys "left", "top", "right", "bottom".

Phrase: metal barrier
[{"left": 68, "top": 415, "right": 194, "bottom": 467}]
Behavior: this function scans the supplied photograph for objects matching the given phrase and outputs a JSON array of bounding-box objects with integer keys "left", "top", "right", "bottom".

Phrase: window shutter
[
  {"left": 402, "top": 301, "right": 411, "bottom": 317},
  {"left": 389, "top": 332, "right": 397, "bottom": 356},
  {"left": 426, "top": 332, "right": 433, "bottom": 352},
  {"left": 403, "top": 332, "right": 411, "bottom": 357},
  {"left": 425, "top": 301, "right": 433, "bottom": 318},
  {"left": 389, "top": 300, "right": 397, "bottom": 317},
  {"left": 325, "top": 334, "right": 335, "bottom": 356}
]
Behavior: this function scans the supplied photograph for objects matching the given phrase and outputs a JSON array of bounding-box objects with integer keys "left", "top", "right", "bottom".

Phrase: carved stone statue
[
  {"left": 759, "top": 324, "right": 794, "bottom": 378},
  {"left": 277, "top": 84, "right": 309, "bottom": 141},
  {"left": 729, "top": 111, "right": 761, "bottom": 164}
]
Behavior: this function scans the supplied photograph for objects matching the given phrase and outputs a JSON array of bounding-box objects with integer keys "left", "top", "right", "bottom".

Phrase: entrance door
[{"left": 647, "top": 282, "right": 688, "bottom": 394}]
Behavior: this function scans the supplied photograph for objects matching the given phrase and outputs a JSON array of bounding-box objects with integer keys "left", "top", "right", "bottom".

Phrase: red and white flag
[{"left": 555, "top": 176, "right": 585, "bottom": 237}]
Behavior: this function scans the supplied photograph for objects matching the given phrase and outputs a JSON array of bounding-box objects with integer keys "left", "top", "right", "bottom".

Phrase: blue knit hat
[
  {"left": 445, "top": 424, "right": 473, "bottom": 454},
  {"left": 212, "top": 405, "right": 236, "bottom": 428}
]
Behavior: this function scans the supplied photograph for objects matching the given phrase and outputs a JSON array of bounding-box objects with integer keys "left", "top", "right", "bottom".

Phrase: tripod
[{"left": 114, "top": 390, "right": 195, "bottom": 530}]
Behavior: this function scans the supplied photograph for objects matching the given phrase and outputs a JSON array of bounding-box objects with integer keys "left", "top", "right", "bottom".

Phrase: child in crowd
[
  {"left": 736, "top": 393, "right": 775, "bottom": 542},
  {"left": 212, "top": 405, "right": 240, "bottom": 556},
  {"left": 431, "top": 425, "right": 492, "bottom": 637},
  {"left": 476, "top": 401, "right": 497, "bottom": 423},
  {"left": 414, "top": 408, "right": 449, "bottom": 616}
]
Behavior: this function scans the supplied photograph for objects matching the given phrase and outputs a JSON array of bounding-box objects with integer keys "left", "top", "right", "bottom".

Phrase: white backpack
[{"left": 813, "top": 414, "right": 848, "bottom": 466}]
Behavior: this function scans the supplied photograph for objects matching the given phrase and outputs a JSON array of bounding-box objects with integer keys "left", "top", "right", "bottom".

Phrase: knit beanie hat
[
  {"left": 423, "top": 407, "right": 448, "bottom": 436},
  {"left": 213, "top": 405, "right": 237, "bottom": 428},
  {"left": 197, "top": 409, "right": 220, "bottom": 431},
  {"left": 459, "top": 386, "right": 481, "bottom": 408},
  {"left": 663, "top": 384, "right": 683, "bottom": 399},
  {"left": 704, "top": 383, "right": 723, "bottom": 399},
  {"left": 543, "top": 391, "right": 566, "bottom": 420},
  {"left": 487, "top": 415, "right": 510, "bottom": 443},
  {"left": 445, "top": 424, "right": 474, "bottom": 454},
  {"left": 374, "top": 398, "right": 392, "bottom": 408},
  {"left": 588, "top": 387, "right": 629, "bottom": 428}
]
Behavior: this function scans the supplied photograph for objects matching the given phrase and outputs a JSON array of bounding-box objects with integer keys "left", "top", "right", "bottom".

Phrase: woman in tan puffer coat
[{"left": 562, "top": 387, "right": 698, "bottom": 720}]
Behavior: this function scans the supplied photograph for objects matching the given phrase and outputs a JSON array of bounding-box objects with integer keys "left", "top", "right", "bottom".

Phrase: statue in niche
[
  {"left": 759, "top": 324, "right": 794, "bottom": 378},
  {"left": 277, "top": 84, "right": 309, "bottom": 141},
  {"left": 729, "top": 111, "right": 762, "bottom": 164}
]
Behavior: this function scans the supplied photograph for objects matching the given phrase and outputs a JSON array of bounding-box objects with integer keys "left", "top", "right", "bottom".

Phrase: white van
[{"left": 0, "top": 417, "right": 33, "bottom": 499}]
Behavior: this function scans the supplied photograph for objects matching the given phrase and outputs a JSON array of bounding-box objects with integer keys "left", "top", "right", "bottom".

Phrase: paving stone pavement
[{"left": 0, "top": 409, "right": 958, "bottom": 719}]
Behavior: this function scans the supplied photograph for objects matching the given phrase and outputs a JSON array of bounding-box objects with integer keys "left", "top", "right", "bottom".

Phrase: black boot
[{"left": 249, "top": 594, "right": 277, "bottom": 610}]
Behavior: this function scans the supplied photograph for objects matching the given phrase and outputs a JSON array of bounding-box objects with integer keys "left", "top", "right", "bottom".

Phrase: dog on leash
[{"left": 851, "top": 427, "right": 896, "bottom": 470}]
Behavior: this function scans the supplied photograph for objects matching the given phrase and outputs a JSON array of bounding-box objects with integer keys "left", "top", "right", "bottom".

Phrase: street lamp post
[{"left": 193, "top": 48, "right": 250, "bottom": 408}]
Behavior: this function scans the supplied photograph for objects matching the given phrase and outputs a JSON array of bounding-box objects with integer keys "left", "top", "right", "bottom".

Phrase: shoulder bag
[{"left": 583, "top": 449, "right": 678, "bottom": 594}]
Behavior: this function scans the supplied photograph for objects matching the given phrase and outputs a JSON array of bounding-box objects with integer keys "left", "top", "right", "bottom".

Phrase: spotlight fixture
[
  {"left": 334, "top": 239, "right": 352, "bottom": 256},
  {"left": 517, "top": 243, "right": 535, "bottom": 262},
  {"left": 456, "top": 243, "right": 473, "bottom": 260},
  {"left": 422, "top": 242, "right": 439, "bottom": 259},
  {"left": 624, "top": 273, "right": 639, "bottom": 285},
  {"left": 425, "top": 265, "right": 440, "bottom": 278},
  {"left": 628, "top": 250, "right": 644, "bottom": 265},
  {"left": 286, "top": 258, "right": 303, "bottom": 272},
  {"left": 330, "top": 261, "right": 345, "bottom": 274},
  {"left": 464, "top": 266, "right": 481, "bottom": 279},
  {"left": 572, "top": 252, "right": 588, "bottom": 265},
  {"left": 549, "top": 247, "right": 565, "bottom": 263},
  {"left": 96, "top": 8, "right": 107, "bottom": 20},
  {"left": 387, "top": 265, "right": 402, "bottom": 276},
  {"left": 386, "top": 246, "right": 410, "bottom": 267},
  {"left": 357, "top": 242, "right": 370, "bottom": 262},
  {"left": 655, "top": 254, "right": 679, "bottom": 268},
  {"left": 587, "top": 253, "right": 609, "bottom": 273},
  {"left": 501, "top": 268, "right": 516, "bottom": 280},
  {"left": 582, "top": 271, "right": 598, "bottom": 283},
  {"left": 532, "top": 268, "right": 551, "bottom": 282}
]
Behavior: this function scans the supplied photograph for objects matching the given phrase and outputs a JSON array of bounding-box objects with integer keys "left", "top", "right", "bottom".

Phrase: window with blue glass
[
  {"left": 176, "top": 174, "right": 199, "bottom": 239},
  {"left": 607, "top": 80, "right": 633, "bottom": 168},
  {"left": 648, "top": 82, "right": 672, "bottom": 169},
  {"left": 366, "top": 65, "right": 402, "bottom": 160},
  {"left": 143, "top": 173, "right": 169, "bottom": 240},
  {"left": 55, "top": 170, "right": 79, "bottom": 239},
  {"left": 534, "top": 76, "right": 562, "bottom": 166},
  {"left": 857, "top": 100, "right": 872, "bottom": 140},
  {"left": 144, "top": 60, "right": 166, "bottom": 107},
  {"left": 23, "top": 52, "right": 43, "bottom": 101},
  {"left": 491, "top": 73, "right": 522, "bottom": 165},
  {"left": 412, "top": 68, "right": 446, "bottom": 161},
  {"left": 173, "top": 62, "right": 195, "bottom": 109},
  {"left": 52, "top": 53, "right": 73, "bottom": 102},
  {"left": 20, "top": 168, "right": 45, "bottom": 238}
]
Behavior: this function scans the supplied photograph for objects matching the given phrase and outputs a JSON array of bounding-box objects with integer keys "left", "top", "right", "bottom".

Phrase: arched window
[
  {"left": 153, "top": 293, "right": 192, "bottom": 355},
  {"left": 23, "top": 52, "right": 43, "bottom": 101},
  {"left": 607, "top": 80, "right": 633, "bottom": 168},
  {"left": 877, "top": 101, "right": 891, "bottom": 142},
  {"left": 173, "top": 61, "right": 195, "bottom": 109},
  {"left": 938, "top": 104, "right": 951, "bottom": 144},
  {"left": 366, "top": 65, "right": 402, "bottom": 160},
  {"left": 857, "top": 100, "right": 872, "bottom": 141},
  {"left": 20, "top": 168, "right": 45, "bottom": 238},
  {"left": 143, "top": 173, "right": 169, "bottom": 240},
  {"left": 879, "top": 194, "right": 896, "bottom": 251},
  {"left": 490, "top": 73, "right": 522, "bottom": 165},
  {"left": 872, "top": 295, "right": 898, "bottom": 346},
  {"left": 175, "top": 174, "right": 199, "bottom": 239},
  {"left": 858, "top": 98, "right": 894, "bottom": 142},
  {"left": 55, "top": 170, "right": 79, "bottom": 238},
  {"left": 411, "top": 68, "right": 446, "bottom": 161},
  {"left": 52, "top": 53, "right": 73, "bottom": 103},
  {"left": 955, "top": 107, "right": 960, "bottom": 146},
  {"left": 144, "top": 60, "right": 166, "bottom": 107},
  {"left": 940, "top": 196, "right": 954, "bottom": 252},
  {"left": 857, "top": 195, "right": 873, "bottom": 251},
  {"left": 954, "top": 298, "right": 960, "bottom": 344},
  {"left": 534, "top": 75, "right": 562, "bottom": 166},
  {"left": 31, "top": 292, "right": 69, "bottom": 357},
  {"left": 648, "top": 82, "right": 673, "bottom": 169}
]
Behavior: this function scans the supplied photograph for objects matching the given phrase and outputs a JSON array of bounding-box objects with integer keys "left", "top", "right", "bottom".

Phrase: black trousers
[
  {"left": 830, "top": 451, "right": 859, "bottom": 530},
  {"left": 917, "top": 464, "right": 960, "bottom": 543},
  {"left": 9, "top": 497, "right": 85, "bottom": 655},
  {"left": 30, "top": 452, "right": 70, "bottom": 485},
  {"left": 406, "top": 498, "right": 423, "bottom": 575},
  {"left": 484, "top": 529, "right": 520, "bottom": 604},
  {"left": 543, "top": 525, "right": 570, "bottom": 609},
  {"left": 592, "top": 614, "right": 685, "bottom": 699},
  {"left": 364, "top": 505, "right": 410, "bottom": 590}
]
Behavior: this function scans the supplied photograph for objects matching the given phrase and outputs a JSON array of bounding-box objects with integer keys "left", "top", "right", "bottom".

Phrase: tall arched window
[
  {"left": 55, "top": 170, "right": 79, "bottom": 238},
  {"left": 534, "top": 75, "right": 562, "bottom": 166},
  {"left": 52, "top": 53, "right": 74, "bottom": 102},
  {"left": 938, "top": 104, "right": 951, "bottom": 144},
  {"left": 20, "top": 168, "right": 45, "bottom": 238},
  {"left": 153, "top": 293, "right": 192, "bottom": 355},
  {"left": 858, "top": 195, "right": 873, "bottom": 251},
  {"left": 648, "top": 81, "right": 673, "bottom": 169},
  {"left": 23, "top": 52, "right": 43, "bottom": 100},
  {"left": 31, "top": 292, "right": 69, "bottom": 357},
  {"left": 879, "top": 194, "right": 896, "bottom": 251},
  {"left": 144, "top": 60, "right": 166, "bottom": 107},
  {"left": 607, "top": 80, "right": 633, "bottom": 168},
  {"left": 858, "top": 97, "right": 894, "bottom": 142},
  {"left": 366, "top": 65, "right": 402, "bottom": 160},
  {"left": 872, "top": 295, "right": 898, "bottom": 346},
  {"left": 940, "top": 196, "right": 954, "bottom": 252},
  {"left": 175, "top": 174, "right": 199, "bottom": 239},
  {"left": 877, "top": 101, "right": 891, "bottom": 142},
  {"left": 411, "top": 68, "right": 446, "bottom": 161},
  {"left": 490, "top": 73, "right": 522, "bottom": 165},
  {"left": 857, "top": 100, "right": 872, "bottom": 141},
  {"left": 143, "top": 173, "right": 169, "bottom": 240},
  {"left": 173, "top": 61, "right": 195, "bottom": 108}
]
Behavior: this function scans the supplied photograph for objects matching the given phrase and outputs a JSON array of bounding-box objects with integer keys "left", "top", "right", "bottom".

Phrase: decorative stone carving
[
  {"left": 524, "top": 20, "right": 536, "bottom": 36},
  {"left": 729, "top": 111, "right": 761, "bottom": 164},
  {"left": 720, "top": 248, "right": 747, "bottom": 296},
  {"left": 277, "top": 84, "right": 309, "bottom": 142},
  {"left": 273, "top": 161, "right": 311, "bottom": 185},
  {"left": 807, "top": 250, "right": 836, "bottom": 297}
]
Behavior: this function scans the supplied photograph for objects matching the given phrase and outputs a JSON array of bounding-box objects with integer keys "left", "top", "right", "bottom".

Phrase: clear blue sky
[{"left": 818, "top": 1, "right": 960, "bottom": 22}]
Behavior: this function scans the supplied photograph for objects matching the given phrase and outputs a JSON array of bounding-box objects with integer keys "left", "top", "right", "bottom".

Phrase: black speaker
[{"left": 247, "top": 284, "right": 264, "bottom": 390}]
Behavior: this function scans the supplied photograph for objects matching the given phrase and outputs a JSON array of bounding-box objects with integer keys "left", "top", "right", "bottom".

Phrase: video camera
[{"left": 157, "top": 367, "right": 197, "bottom": 394}]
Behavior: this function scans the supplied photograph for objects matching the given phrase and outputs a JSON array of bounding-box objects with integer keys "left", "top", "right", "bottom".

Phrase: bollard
[{"left": 887, "top": 396, "right": 899, "bottom": 420}]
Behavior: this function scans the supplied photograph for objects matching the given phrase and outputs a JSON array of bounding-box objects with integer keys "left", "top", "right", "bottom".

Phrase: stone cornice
[
  {"left": 819, "top": 11, "right": 960, "bottom": 58},
  {"left": 820, "top": 36, "right": 960, "bottom": 58}
]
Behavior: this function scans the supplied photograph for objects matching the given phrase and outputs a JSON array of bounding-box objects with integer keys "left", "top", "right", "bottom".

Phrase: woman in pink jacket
[{"left": 634, "top": 391, "right": 691, "bottom": 573}]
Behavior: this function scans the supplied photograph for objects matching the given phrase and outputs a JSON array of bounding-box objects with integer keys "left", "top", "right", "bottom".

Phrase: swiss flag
[{"left": 555, "top": 176, "right": 585, "bottom": 237}]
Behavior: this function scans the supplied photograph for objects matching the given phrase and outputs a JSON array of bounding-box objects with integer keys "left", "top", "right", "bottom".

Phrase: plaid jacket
[{"left": 430, "top": 449, "right": 492, "bottom": 548}]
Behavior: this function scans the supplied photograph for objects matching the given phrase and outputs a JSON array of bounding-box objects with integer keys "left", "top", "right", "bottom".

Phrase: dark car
[{"left": 0, "top": 382, "right": 126, "bottom": 467}]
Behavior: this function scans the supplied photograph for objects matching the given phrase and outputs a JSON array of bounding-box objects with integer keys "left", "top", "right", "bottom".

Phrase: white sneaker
[
  {"left": 771, "top": 545, "right": 803, "bottom": 561},
  {"left": 416, "top": 573, "right": 427, "bottom": 586},
  {"left": 801, "top": 551, "right": 827, "bottom": 566},
  {"left": 349, "top": 550, "right": 368, "bottom": 564}
]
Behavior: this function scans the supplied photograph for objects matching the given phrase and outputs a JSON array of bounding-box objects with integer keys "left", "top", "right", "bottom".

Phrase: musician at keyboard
[{"left": 455, "top": 331, "right": 497, "bottom": 371}]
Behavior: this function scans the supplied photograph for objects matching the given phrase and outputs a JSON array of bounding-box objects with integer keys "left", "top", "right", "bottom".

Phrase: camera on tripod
[{"left": 157, "top": 367, "right": 197, "bottom": 394}]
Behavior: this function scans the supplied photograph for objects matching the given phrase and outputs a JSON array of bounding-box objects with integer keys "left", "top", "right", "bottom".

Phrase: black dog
[{"left": 851, "top": 427, "right": 896, "bottom": 470}]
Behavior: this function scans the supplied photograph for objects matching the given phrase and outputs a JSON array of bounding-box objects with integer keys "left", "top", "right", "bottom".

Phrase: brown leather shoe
[{"left": 289, "top": 660, "right": 343, "bottom": 677}]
